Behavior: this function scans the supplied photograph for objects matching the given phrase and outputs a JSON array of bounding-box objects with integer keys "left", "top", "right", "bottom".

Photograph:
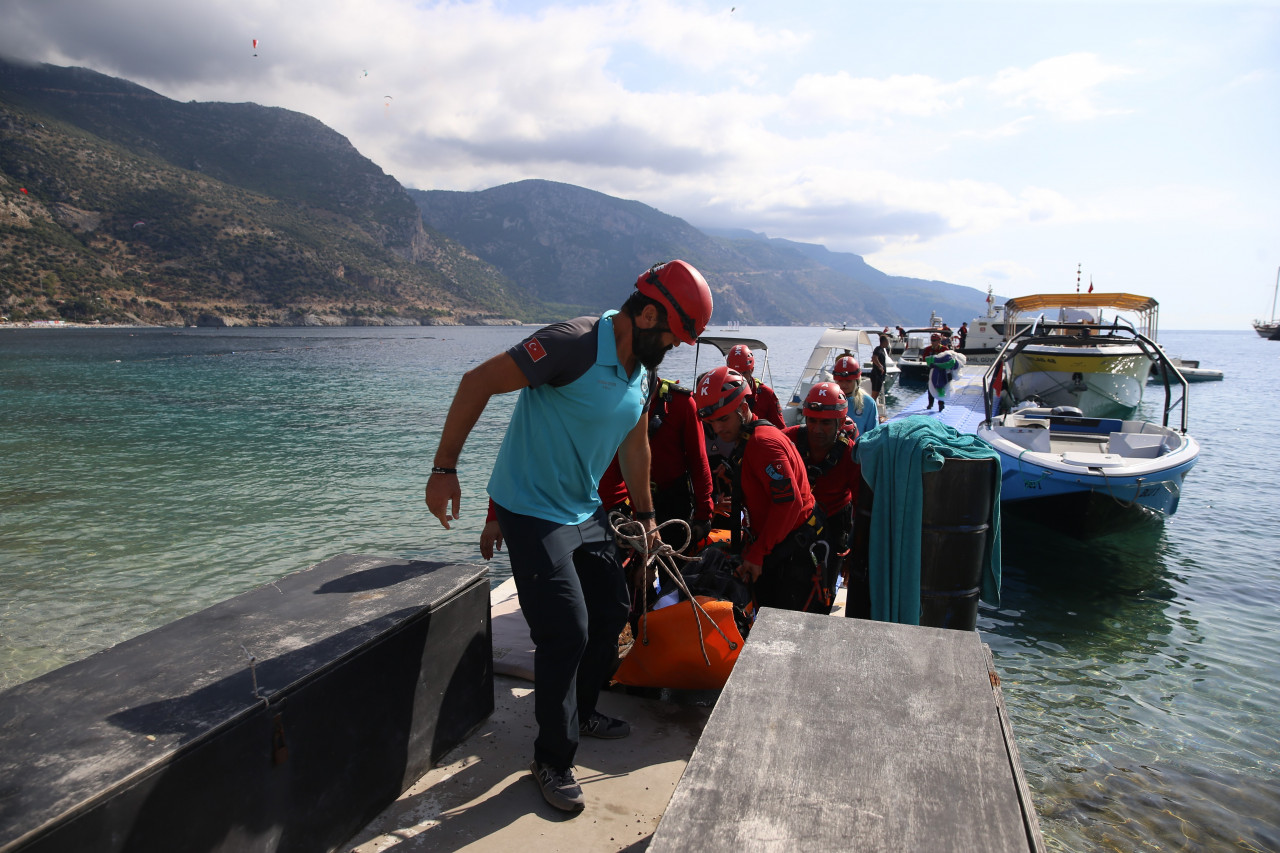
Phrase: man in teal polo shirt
[{"left": 426, "top": 260, "right": 713, "bottom": 813}]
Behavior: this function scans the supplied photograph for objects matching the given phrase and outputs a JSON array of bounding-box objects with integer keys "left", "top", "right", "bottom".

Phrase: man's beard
[{"left": 632, "top": 325, "right": 673, "bottom": 371}]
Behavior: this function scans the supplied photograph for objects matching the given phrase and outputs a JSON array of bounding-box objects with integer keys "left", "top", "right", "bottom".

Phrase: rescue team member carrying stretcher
[
  {"left": 783, "top": 382, "right": 862, "bottom": 614},
  {"left": 695, "top": 366, "right": 825, "bottom": 613},
  {"left": 425, "top": 260, "right": 713, "bottom": 814}
]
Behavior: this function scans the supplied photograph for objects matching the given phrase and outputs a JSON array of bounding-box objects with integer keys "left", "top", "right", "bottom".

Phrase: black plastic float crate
[{"left": 0, "top": 555, "right": 492, "bottom": 853}]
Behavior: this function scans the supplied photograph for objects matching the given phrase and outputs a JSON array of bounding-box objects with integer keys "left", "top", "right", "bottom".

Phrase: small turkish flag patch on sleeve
[{"left": 523, "top": 338, "right": 548, "bottom": 362}]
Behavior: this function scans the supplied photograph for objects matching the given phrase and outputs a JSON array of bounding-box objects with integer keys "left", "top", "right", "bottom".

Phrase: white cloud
[
  {"left": 989, "top": 53, "right": 1137, "bottom": 121},
  {"left": 788, "top": 71, "right": 972, "bottom": 123},
  {"left": 0, "top": 0, "right": 1273, "bottom": 326}
]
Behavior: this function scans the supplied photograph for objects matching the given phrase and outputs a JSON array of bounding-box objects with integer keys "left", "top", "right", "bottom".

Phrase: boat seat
[
  {"left": 994, "top": 425, "right": 1051, "bottom": 453},
  {"left": 1108, "top": 431, "right": 1165, "bottom": 458}
]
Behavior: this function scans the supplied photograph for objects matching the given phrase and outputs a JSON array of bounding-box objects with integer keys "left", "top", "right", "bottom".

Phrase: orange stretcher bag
[{"left": 613, "top": 595, "right": 745, "bottom": 691}]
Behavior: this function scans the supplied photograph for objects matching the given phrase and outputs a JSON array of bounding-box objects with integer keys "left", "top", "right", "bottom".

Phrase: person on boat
[
  {"left": 782, "top": 382, "right": 861, "bottom": 613},
  {"left": 425, "top": 259, "right": 713, "bottom": 814},
  {"left": 869, "top": 334, "right": 890, "bottom": 406},
  {"left": 596, "top": 375, "right": 715, "bottom": 549},
  {"left": 726, "top": 343, "right": 785, "bottom": 428},
  {"left": 958, "top": 322, "right": 968, "bottom": 352},
  {"left": 694, "top": 366, "right": 823, "bottom": 613},
  {"left": 896, "top": 325, "right": 907, "bottom": 344},
  {"left": 925, "top": 338, "right": 964, "bottom": 412},
  {"left": 831, "top": 353, "right": 878, "bottom": 436}
]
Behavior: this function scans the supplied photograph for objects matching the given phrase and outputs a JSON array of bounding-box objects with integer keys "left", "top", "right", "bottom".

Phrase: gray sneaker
[
  {"left": 530, "top": 760, "right": 585, "bottom": 812},
  {"left": 579, "top": 710, "right": 631, "bottom": 739}
]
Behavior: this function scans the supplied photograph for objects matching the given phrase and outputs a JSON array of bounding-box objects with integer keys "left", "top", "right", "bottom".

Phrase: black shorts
[{"left": 870, "top": 370, "right": 886, "bottom": 394}]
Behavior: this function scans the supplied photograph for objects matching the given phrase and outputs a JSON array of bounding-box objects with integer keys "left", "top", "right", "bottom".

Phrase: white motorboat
[
  {"left": 969, "top": 316, "right": 1200, "bottom": 529},
  {"left": 975, "top": 403, "right": 1199, "bottom": 525},
  {"left": 896, "top": 288, "right": 1031, "bottom": 378},
  {"left": 782, "top": 326, "right": 898, "bottom": 425},
  {"left": 999, "top": 293, "right": 1161, "bottom": 420}
]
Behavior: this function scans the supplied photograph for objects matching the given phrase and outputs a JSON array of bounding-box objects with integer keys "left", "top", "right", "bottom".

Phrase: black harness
[
  {"left": 793, "top": 427, "right": 855, "bottom": 481},
  {"left": 646, "top": 378, "right": 690, "bottom": 438}
]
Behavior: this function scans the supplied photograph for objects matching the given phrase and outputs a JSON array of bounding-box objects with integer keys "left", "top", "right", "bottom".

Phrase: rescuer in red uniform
[
  {"left": 694, "top": 366, "right": 822, "bottom": 612},
  {"left": 726, "top": 343, "right": 785, "bottom": 428},
  {"left": 783, "top": 382, "right": 862, "bottom": 613}
]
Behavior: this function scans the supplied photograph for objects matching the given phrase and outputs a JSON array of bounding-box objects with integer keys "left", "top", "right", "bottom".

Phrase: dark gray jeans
[{"left": 494, "top": 503, "right": 629, "bottom": 770}]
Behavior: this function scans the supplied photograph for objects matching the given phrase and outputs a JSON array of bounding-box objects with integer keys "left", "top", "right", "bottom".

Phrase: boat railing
[
  {"left": 1138, "top": 330, "right": 1191, "bottom": 433},
  {"left": 980, "top": 322, "right": 1191, "bottom": 433}
]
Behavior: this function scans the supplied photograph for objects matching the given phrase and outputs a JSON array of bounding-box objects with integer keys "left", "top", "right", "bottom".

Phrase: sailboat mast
[{"left": 1272, "top": 266, "right": 1279, "bottom": 323}]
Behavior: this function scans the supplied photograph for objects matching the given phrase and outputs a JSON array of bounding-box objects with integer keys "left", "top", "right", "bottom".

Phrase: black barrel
[
  {"left": 919, "top": 458, "right": 995, "bottom": 630},
  {"left": 846, "top": 457, "right": 996, "bottom": 630}
]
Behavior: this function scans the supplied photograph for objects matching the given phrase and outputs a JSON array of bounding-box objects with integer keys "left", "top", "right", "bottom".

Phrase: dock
[
  {"left": 1, "top": 559, "right": 1043, "bottom": 852},
  {"left": 650, "top": 608, "right": 1043, "bottom": 852},
  {"left": 892, "top": 367, "right": 992, "bottom": 432}
]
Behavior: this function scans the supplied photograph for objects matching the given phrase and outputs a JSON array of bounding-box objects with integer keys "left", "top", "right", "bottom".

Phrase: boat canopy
[
  {"left": 1003, "top": 293, "right": 1159, "bottom": 339},
  {"left": 695, "top": 336, "right": 769, "bottom": 357}
]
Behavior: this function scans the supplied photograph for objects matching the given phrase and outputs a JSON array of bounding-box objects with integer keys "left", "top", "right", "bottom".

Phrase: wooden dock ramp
[{"left": 650, "top": 608, "right": 1045, "bottom": 852}]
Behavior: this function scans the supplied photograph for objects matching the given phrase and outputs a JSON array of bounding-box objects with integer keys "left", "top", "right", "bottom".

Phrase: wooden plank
[{"left": 650, "top": 608, "right": 1039, "bottom": 852}]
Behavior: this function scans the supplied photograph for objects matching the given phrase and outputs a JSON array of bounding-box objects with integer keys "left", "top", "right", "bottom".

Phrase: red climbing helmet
[
  {"left": 695, "top": 366, "right": 750, "bottom": 420},
  {"left": 727, "top": 344, "right": 755, "bottom": 375},
  {"left": 832, "top": 354, "right": 861, "bottom": 378},
  {"left": 803, "top": 382, "right": 848, "bottom": 419},
  {"left": 635, "top": 260, "right": 713, "bottom": 345}
]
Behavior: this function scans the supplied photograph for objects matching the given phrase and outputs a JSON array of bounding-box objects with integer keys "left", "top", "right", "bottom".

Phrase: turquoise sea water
[{"left": 1, "top": 325, "right": 1277, "bottom": 850}]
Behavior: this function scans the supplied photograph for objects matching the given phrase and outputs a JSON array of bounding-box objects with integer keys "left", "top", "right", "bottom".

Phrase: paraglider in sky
[{"left": 252, "top": 38, "right": 258, "bottom": 57}]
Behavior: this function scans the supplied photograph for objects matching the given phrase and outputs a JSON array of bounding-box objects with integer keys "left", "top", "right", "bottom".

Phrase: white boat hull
[{"left": 976, "top": 408, "right": 1199, "bottom": 520}]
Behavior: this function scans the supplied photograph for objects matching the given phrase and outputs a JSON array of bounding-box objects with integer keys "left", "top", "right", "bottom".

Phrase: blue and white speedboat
[
  {"left": 975, "top": 325, "right": 1200, "bottom": 526},
  {"left": 974, "top": 404, "right": 1199, "bottom": 521},
  {"left": 891, "top": 335, "right": 1200, "bottom": 529}
]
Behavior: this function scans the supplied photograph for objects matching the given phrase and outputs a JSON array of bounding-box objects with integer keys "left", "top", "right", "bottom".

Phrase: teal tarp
[{"left": 855, "top": 415, "right": 1002, "bottom": 625}]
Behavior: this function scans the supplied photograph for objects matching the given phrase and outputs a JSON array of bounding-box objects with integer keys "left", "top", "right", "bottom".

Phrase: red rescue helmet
[
  {"left": 832, "top": 354, "right": 861, "bottom": 378},
  {"left": 635, "top": 260, "right": 713, "bottom": 345},
  {"left": 930, "top": 332, "right": 942, "bottom": 343},
  {"left": 695, "top": 366, "right": 750, "bottom": 421},
  {"left": 803, "top": 382, "right": 848, "bottom": 420},
  {"left": 727, "top": 344, "right": 755, "bottom": 374}
]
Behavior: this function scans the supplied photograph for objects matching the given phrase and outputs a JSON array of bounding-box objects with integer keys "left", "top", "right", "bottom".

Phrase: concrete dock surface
[{"left": 347, "top": 676, "right": 712, "bottom": 852}]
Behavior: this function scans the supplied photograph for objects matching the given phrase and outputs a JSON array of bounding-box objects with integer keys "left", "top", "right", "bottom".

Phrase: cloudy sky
[{"left": 2, "top": 0, "right": 1277, "bottom": 329}]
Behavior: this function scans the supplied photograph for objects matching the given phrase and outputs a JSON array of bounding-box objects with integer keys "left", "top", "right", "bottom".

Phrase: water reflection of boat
[{"left": 1000, "top": 293, "right": 1160, "bottom": 420}]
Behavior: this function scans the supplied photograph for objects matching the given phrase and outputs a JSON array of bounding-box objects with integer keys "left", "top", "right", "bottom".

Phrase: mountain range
[{"left": 0, "top": 58, "right": 994, "bottom": 328}]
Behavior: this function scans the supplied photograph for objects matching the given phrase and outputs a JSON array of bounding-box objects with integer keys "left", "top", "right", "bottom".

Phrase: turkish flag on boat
[{"left": 1088, "top": 277, "right": 1094, "bottom": 293}]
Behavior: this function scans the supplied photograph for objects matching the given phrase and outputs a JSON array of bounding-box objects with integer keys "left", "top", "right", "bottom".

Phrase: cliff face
[
  {"left": 0, "top": 59, "right": 529, "bottom": 326},
  {"left": 413, "top": 180, "right": 905, "bottom": 325}
]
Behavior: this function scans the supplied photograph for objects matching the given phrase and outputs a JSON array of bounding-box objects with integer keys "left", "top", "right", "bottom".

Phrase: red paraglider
[{"left": 252, "top": 39, "right": 258, "bottom": 57}]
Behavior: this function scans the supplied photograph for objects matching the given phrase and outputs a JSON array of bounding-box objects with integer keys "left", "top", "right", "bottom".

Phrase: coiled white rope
[{"left": 608, "top": 512, "right": 739, "bottom": 666}]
